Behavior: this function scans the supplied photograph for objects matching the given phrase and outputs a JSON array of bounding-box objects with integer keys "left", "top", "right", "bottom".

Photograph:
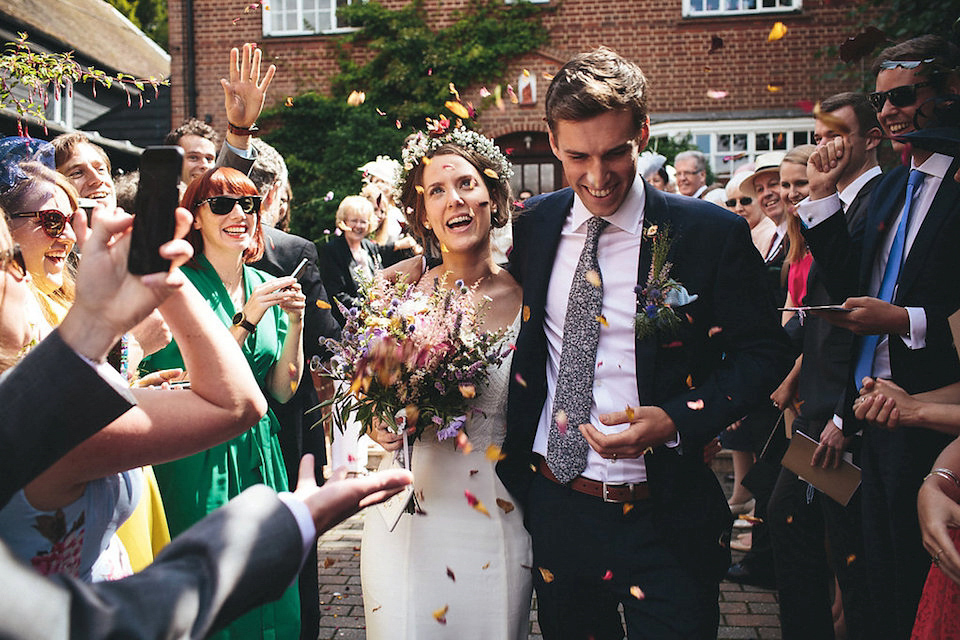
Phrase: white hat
[
  {"left": 740, "top": 151, "right": 785, "bottom": 198},
  {"left": 358, "top": 155, "right": 401, "bottom": 185},
  {"left": 636, "top": 151, "right": 667, "bottom": 180}
]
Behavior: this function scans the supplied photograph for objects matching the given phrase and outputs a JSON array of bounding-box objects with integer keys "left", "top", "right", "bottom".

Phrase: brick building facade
[{"left": 168, "top": 0, "right": 875, "bottom": 192}]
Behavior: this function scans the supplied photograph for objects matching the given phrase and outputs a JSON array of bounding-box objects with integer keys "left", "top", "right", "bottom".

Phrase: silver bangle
[{"left": 926, "top": 468, "right": 960, "bottom": 491}]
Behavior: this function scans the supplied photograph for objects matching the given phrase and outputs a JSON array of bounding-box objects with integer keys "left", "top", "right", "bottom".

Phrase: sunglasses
[
  {"left": 725, "top": 197, "right": 752, "bottom": 207},
  {"left": 1, "top": 244, "right": 26, "bottom": 279},
  {"left": 868, "top": 81, "right": 933, "bottom": 112},
  {"left": 197, "top": 195, "right": 261, "bottom": 215},
  {"left": 8, "top": 209, "right": 70, "bottom": 239}
]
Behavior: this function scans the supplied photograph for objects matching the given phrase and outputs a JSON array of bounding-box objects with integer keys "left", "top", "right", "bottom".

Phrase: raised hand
[
  {"left": 807, "top": 136, "right": 851, "bottom": 200},
  {"left": 221, "top": 43, "right": 276, "bottom": 131}
]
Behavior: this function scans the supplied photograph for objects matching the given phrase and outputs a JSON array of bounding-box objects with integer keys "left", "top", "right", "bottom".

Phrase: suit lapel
[
  {"left": 634, "top": 183, "right": 672, "bottom": 405},
  {"left": 859, "top": 167, "right": 908, "bottom": 290}
]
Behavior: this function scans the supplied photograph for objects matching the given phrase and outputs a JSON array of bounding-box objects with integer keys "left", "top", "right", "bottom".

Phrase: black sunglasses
[
  {"left": 725, "top": 197, "right": 752, "bottom": 207},
  {"left": 868, "top": 81, "right": 933, "bottom": 112},
  {"left": 8, "top": 209, "right": 69, "bottom": 239},
  {"left": 197, "top": 195, "right": 261, "bottom": 215},
  {"left": 1, "top": 244, "right": 26, "bottom": 278}
]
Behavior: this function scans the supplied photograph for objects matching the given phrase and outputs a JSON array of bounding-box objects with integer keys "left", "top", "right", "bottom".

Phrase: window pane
[
  {"left": 717, "top": 134, "right": 731, "bottom": 152},
  {"left": 733, "top": 133, "right": 747, "bottom": 151},
  {"left": 756, "top": 133, "right": 770, "bottom": 150},
  {"left": 523, "top": 163, "right": 538, "bottom": 189},
  {"left": 793, "top": 131, "right": 809, "bottom": 145},
  {"left": 689, "top": 0, "right": 704, "bottom": 11},
  {"left": 773, "top": 132, "right": 787, "bottom": 150},
  {"left": 541, "top": 163, "right": 554, "bottom": 193}
]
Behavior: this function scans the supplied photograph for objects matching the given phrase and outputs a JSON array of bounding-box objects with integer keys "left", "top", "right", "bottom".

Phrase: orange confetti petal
[
  {"left": 539, "top": 567, "right": 555, "bottom": 583},
  {"left": 456, "top": 431, "right": 473, "bottom": 455},
  {"left": 284, "top": 96, "right": 294, "bottom": 107},
  {"left": 630, "top": 585, "right": 646, "bottom": 600},
  {"left": 623, "top": 502, "right": 634, "bottom": 515},
  {"left": 316, "top": 299, "right": 332, "bottom": 309},
  {"left": 645, "top": 224, "right": 659, "bottom": 237},
  {"left": 601, "top": 569, "right": 613, "bottom": 581},
  {"left": 445, "top": 100, "right": 470, "bottom": 119},
  {"left": 446, "top": 567, "right": 456, "bottom": 581},
  {"left": 522, "top": 305, "right": 531, "bottom": 322},
  {"left": 685, "top": 374, "right": 695, "bottom": 389},
  {"left": 687, "top": 399, "right": 705, "bottom": 410},
  {"left": 415, "top": 185, "right": 424, "bottom": 194},
  {"left": 483, "top": 168, "right": 499, "bottom": 180},
  {"left": 708, "top": 326, "right": 722, "bottom": 337},
  {"left": 846, "top": 553, "right": 856, "bottom": 566},
  {"left": 485, "top": 444, "right": 506, "bottom": 461},
  {"left": 496, "top": 498, "right": 515, "bottom": 514},
  {"left": 482, "top": 562, "right": 490, "bottom": 570},
  {"left": 422, "top": 156, "right": 432, "bottom": 166},
  {"left": 766, "top": 83, "right": 784, "bottom": 93},
  {"left": 740, "top": 514, "right": 763, "bottom": 524},
  {"left": 440, "top": 243, "right": 449, "bottom": 253},
  {"left": 433, "top": 604, "right": 448, "bottom": 624},
  {"left": 465, "top": 490, "right": 491, "bottom": 517},
  {"left": 596, "top": 315, "right": 608, "bottom": 327},
  {"left": 323, "top": 556, "right": 335, "bottom": 568},
  {"left": 625, "top": 406, "right": 635, "bottom": 421},
  {"left": 542, "top": 72, "right": 554, "bottom": 81},
  {"left": 767, "top": 21, "right": 788, "bottom": 41},
  {"left": 459, "top": 383, "right": 476, "bottom": 398},
  {"left": 585, "top": 269, "right": 601, "bottom": 287},
  {"left": 289, "top": 362, "right": 298, "bottom": 377},
  {"left": 813, "top": 101, "right": 852, "bottom": 136}
]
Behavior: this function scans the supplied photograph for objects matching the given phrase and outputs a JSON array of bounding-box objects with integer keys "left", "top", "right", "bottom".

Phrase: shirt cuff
[
  {"left": 224, "top": 140, "right": 255, "bottom": 160},
  {"left": 277, "top": 492, "right": 316, "bottom": 564},
  {"left": 901, "top": 307, "right": 927, "bottom": 349},
  {"left": 833, "top": 415, "right": 843, "bottom": 431},
  {"left": 797, "top": 194, "right": 840, "bottom": 229}
]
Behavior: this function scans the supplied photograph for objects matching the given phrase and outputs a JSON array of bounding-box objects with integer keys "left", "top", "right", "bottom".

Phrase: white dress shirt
[{"left": 533, "top": 178, "right": 675, "bottom": 483}]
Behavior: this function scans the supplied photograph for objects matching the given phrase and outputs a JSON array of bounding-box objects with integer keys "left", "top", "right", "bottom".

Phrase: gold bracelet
[{"left": 926, "top": 468, "right": 960, "bottom": 490}]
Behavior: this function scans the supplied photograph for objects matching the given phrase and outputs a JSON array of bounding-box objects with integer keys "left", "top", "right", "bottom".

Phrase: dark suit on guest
[
  {"left": 317, "top": 235, "right": 388, "bottom": 326},
  {"left": 767, "top": 172, "right": 880, "bottom": 640},
  {"left": 499, "top": 184, "right": 793, "bottom": 638},
  {"left": 0, "top": 331, "right": 307, "bottom": 640},
  {"left": 252, "top": 224, "right": 339, "bottom": 640},
  {"left": 802, "top": 159, "right": 960, "bottom": 638}
]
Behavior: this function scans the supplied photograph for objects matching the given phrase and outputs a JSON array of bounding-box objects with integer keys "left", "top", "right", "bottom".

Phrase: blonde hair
[
  {"left": 0, "top": 211, "right": 19, "bottom": 370},
  {"left": 336, "top": 195, "right": 374, "bottom": 226},
  {"left": 782, "top": 145, "right": 815, "bottom": 268}
]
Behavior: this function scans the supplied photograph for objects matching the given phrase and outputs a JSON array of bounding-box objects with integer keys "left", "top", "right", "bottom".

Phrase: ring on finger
[{"left": 935, "top": 549, "right": 944, "bottom": 567}]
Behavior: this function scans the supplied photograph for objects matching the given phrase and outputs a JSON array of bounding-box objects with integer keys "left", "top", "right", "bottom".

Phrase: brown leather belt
[{"left": 536, "top": 456, "right": 650, "bottom": 503}]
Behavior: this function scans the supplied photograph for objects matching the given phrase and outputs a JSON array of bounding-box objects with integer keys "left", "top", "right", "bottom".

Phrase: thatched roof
[{"left": 0, "top": 0, "right": 169, "bottom": 80}]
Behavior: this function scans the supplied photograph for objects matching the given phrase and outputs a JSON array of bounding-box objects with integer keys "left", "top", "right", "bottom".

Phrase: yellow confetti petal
[
  {"left": 813, "top": 101, "right": 852, "bottom": 135},
  {"left": 482, "top": 562, "right": 490, "bottom": 570},
  {"left": 645, "top": 224, "right": 658, "bottom": 237},
  {"left": 585, "top": 269, "right": 601, "bottom": 287},
  {"left": 522, "top": 68, "right": 530, "bottom": 77},
  {"left": 539, "top": 567, "right": 555, "bottom": 583},
  {"left": 440, "top": 243, "right": 449, "bottom": 253},
  {"left": 316, "top": 299, "right": 332, "bottom": 309},
  {"left": 596, "top": 315, "right": 608, "bottom": 327},
  {"left": 284, "top": 96, "right": 294, "bottom": 107},
  {"left": 422, "top": 156, "right": 432, "bottom": 166},
  {"left": 483, "top": 168, "right": 499, "bottom": 180},
  {"left": 445, "top": 100, "right": 470, "bottom": 119},
  {"left": 496, "top": 498, "right": 515, "bottom": 514},
  {"left": 625, "top": 406, "right": 635, "bottom": 421},
  {"left": 323, "top": 557, "right": 335, "bottom": 568},
  {"left": 433, "top": 604, "right": 449, "bottom": 624},
  {"left": 623, "top": 502, "right": 634, "bottom": 515},
  {"left": 630, "top": 585, "right": 646, "bottom": 600},
  {"left": 485, "top": 444, "right": 506, "bottom": 461},
  {"left": 542, "top": 72, "right": 554, "bottom": 81},
  {"left": 415, "top": 185, "right": 424, "bottom": 194},
  {"left": 766, "top": 83, "right": 783, "bottom": 93},
  {"left": 522, "top": 305, "right": 531, "bottom": 322},
  {"left": 346, "top": 90, "right": 365, "bottom": 106},
  {"left": 448, "top": 82, "right": 460, "bottom": 100},
  {"left": 767, "top": 21, "right": 788, "bottom": 42},
  {"left": 459, "top": 383, "right": 476, "bottom": 398}
]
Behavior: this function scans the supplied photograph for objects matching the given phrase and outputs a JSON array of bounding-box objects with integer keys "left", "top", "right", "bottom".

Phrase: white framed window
[
  {"left": 45, "top": 80, "right": 74, "bottom": 128},
  {"left": 650, "top": 117, "right": 814, "bottom": 179},
  {"left": 682, "top": 0, "right": 801, "bottom": 18},
  {"left": 263, "top": 0, "right": 360, "bottom": 36}
]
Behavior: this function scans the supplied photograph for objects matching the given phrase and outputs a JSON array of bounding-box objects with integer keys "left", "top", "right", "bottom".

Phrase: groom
[{"left": 498, "top": 47, "right": 793, "bottom": 639}]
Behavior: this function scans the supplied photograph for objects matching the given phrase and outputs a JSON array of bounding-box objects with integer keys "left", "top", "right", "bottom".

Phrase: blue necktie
[{"left": 853, "top": 169, "right": 924, "bottom": 388}]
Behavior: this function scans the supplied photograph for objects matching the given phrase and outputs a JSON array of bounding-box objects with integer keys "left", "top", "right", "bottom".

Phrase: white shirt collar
[
  {"left": 913, "top": 152, "right": 952, "bottom": 179},
  {"left": 839, "top": 165, "right": 882, "bottom": 210},
  {"left": 569, "top": 176, "right": 646, "bottom": 237}
]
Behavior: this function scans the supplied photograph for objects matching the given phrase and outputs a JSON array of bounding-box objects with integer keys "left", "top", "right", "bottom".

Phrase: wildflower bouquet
[
  {"left": 634, "top": 224, "right": 697, "bottom": 340},
  {"left": 320, "top": 273, "right": 510, "bottom": 442}
]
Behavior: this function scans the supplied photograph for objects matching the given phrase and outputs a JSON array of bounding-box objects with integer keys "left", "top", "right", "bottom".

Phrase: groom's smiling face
[{"left": 549, "top": 109, "right": 648, "bottom": 218}]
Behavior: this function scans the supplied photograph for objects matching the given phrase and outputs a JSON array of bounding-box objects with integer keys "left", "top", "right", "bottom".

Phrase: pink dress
[{"left": 911, "top": 528, "right": 960, "bottom": 639}]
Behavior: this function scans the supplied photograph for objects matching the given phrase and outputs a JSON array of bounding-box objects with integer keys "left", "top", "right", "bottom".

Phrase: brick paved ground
[{"left": 314, "top": 451, "right": 781, "bottom": 639}]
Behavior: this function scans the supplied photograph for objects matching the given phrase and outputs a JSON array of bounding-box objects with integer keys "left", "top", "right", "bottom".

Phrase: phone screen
[
  {"left": 128, "top": 146, "right": 183, "bottom": 275},
  {"left": 290, "top": 257, "right": 309, "bottom": 281}
]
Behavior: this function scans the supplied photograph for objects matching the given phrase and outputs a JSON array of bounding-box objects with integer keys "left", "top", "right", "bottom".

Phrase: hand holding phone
[{"left": 128, "top": 146, "right": 184, "bottom": 275}]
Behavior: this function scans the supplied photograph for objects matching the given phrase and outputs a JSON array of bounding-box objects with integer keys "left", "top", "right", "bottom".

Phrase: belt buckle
[{"left": 602, "top": 481, "right": 630, "bottom": 503}]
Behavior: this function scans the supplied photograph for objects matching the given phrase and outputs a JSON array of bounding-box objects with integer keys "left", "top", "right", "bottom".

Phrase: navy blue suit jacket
[{"left": 498, "top": 182, "right": 793, "bottom": 580}]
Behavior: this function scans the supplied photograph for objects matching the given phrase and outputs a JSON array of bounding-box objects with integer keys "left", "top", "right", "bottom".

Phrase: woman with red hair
[{"left": 139, "top": 166, "right": 305, "bottom": 640}]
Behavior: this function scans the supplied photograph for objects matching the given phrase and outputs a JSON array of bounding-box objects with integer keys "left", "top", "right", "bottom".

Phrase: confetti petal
[
  {"left": 346, "top": 90, "right": 365, "bottom": 106},
  {"left": 706, "top": 89, "right": 728, "bottom": 100},
  {"left": 585, "top": 269, "right": 602, "bottom": 287},
  {"left": 708, "top": 326, "right": 723, "bottom": 337},
  {"left": 496, "top": 498, "right": 515, "bottom": 514},
  {"left": 601, "top": 569, "right": 613, "bottom": 581},
  {"left": 483, "top": 168, "right": 499, "bottom": 180},
  {"left": 767, "top": 21, "right": 788, "bottom": 42},
  {"left": 514, "top": 373, "right": 527, "bottom": 387},
  {"left": 316, "top": 299, "right": 332, "bottom": 309},
  {"left": 323, "top": 557, "right": 335, "bottom": 568},
  {"left": 433, "top": 604, "right": 448, "bottom": 624},
  {"left": 479, "top": 86, "right": 491, "bottom": 98},
  {"left": 624, "top": 406, "right": 636, "bottom": 421},
  {"left": 542, "top": 72, "right": 554, "bottom": 81},
  {"left": 415, "top": 185, "right": 424, "bottom": 194},
  {"left": 766, "top": 83, "right": 784, "bottom": 93},
  {"left": 623, "top": 502, "right": 634, "bottom": 515},
  {"left": 556, "top": 410, "right": 568, "bottom": 435},
  {"left": 482, "top": 562, "right": 490, "bottom": 570},
  {"left": 645, "top": 224, "right": 658, "bottom": 237},
  {"left": 522, "top": 68, "right": 530, "bottom": 77},
  {"left": 446, "top": 567, "right": 456, "bottom": 581},
  {"left": 456, "top": 431, "right": 473, "bottom": 455},
  {"left": 284, "top": 96, "right": 294, "bottom": 107},
  {"left": 708, "top": 35, "right": 724, "bottom": 54},
  {"left": 786, "top": 515, "right": 794, "bottom": 524},
  {"left": 459, "top": 383, "right": 476, "bottom": 399},
  {"left": 687, "top": 399, "right": 705, "bottom": 410},
  {"left": 376, "top": 107, "right": 386, "bottom": 116},
  {"left": 469, "top": 469, "right": 479, "bottom": 476},
  {"left": 539, "top": 567, "right": 555, "bottom": 583},
  {"left": 685, "top": 374, "right": 695, "bottom": 389},
  {"left": 813, "top": 101, "right": 852, "bottom": 136},
  {"left": 464, "top": 489, "right": 491, "bottom": 516},
  {"left": 596, "top": 315, "right": 608, "bottom": 327},
  {"left": 846, "top": 553, "right": 857, "bottom": 566},
  {"left": 630, "top": 586, "right": 646, "bottom": 600},
  {"left": 445, "top": 100, "right": 470, "bottom": 119},
  {"left": 522, "top": 305, "right": 531, "bottom": 322},
  {"left": 485, "top": 444, "right": 506, "bottom": 461}
]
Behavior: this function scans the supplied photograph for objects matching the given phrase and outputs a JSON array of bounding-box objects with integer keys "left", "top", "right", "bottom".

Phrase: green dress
[{"left": 140, "top": 254, "right": 300, "bottom": 640}]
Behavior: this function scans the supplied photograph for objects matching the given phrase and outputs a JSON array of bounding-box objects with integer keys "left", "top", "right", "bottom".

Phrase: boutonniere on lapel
[{"left": 634, "top": 223, "right": 698, "bottom": 340}]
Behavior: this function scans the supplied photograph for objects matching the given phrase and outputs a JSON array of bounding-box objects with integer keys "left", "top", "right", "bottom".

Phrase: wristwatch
[{"left": 232, "top": 311, "right": 258, "bottom": 334}]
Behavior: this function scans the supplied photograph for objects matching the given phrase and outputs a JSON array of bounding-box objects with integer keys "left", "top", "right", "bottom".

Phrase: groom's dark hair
[{"left": 545, "top": 46, "right": 648, "bottom": 134}]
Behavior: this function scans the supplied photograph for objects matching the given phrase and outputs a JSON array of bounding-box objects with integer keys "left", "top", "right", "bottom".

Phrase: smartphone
[
  {"left": 290, "top": 257, "right": 309, "bottom": 281},
  {"left": 77, "top": 197, "right": 97, "bottom": 215},
  {"left": 128, "top": 146, "right": 184, "bottom": 275}
]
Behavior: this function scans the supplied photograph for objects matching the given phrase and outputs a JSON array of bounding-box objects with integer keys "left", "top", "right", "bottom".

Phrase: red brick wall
[{"left": 169, "top": 0, "right": 875, "bottom": 136}]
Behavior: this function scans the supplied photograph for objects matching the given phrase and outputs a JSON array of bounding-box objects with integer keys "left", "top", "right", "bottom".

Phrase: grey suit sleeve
[
  {"left": 216, "top": 143, "right": 258, "bottom": 176},
  {"left": 0, "top": 330, "right": 136, "bottom": 507},
  {"left": 0, "top": 485, "right": 303, "bottom": 640}
]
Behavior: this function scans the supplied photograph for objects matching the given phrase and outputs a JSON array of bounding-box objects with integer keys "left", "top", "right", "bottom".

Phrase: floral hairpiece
[{"left": 395, "top": 122, "right": 514, "bottom": 196}]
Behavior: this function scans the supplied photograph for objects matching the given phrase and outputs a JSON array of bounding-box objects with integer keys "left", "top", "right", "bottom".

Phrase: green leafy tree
[
  {"left": 647, "top": 134, "right": 716, "bottom": 184},
  {"left": 263, "top": 0, "right": 551, "bottom": 240},
  {"left": 105, "top": 0, "right": 168, "bottom": 50}
]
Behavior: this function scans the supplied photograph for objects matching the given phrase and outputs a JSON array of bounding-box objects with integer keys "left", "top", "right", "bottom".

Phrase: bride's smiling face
[{"left": 420, "top": 153, "right": 492, "bottom": 255}]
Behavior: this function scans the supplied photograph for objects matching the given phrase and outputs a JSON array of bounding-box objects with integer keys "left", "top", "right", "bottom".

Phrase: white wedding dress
[{"left": 361, "top": 314, "right": 532, "bottom": 639}]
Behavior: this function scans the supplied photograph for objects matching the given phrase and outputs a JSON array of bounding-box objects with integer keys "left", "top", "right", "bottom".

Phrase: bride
[{"left": 360, "top": 128, "right": 532, "bottom": 638}]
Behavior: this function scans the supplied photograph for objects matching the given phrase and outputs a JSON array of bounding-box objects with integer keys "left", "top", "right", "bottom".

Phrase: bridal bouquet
[{"left": 320, "top": 273, "right": 510, "bottom": 441}]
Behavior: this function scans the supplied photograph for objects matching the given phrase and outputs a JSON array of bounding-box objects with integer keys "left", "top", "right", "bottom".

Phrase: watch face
[{"left": 232, "top": 311, "right": 243, "bottom": 325}]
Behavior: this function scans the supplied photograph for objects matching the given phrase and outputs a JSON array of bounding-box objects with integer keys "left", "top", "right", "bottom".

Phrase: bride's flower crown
[{"left": 394, "top": 119, "right": 514, "bottom": 196}]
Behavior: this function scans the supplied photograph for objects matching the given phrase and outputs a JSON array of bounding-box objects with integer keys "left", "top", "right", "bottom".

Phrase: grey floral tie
[{"left": 547, "top": 215, "right": 609, "bottom": 483}]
